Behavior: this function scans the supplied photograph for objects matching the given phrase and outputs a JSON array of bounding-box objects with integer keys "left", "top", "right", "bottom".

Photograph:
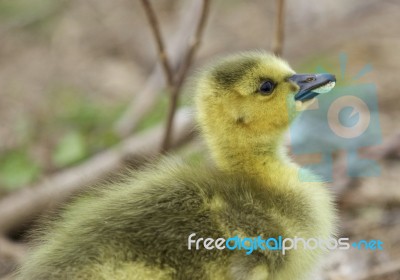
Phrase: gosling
[{"left": 18, "top": 51, "right": 337, "bottom": 280}]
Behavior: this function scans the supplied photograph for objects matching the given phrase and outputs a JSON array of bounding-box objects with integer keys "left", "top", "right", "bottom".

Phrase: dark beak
[{"left": 288, "top": 73, "right": 336, "bottom": 102}]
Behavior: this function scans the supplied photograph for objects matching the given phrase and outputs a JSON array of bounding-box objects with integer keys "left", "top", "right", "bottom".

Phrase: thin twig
[
  {"left": 140, "top": 0, "right": 174, "bottom": 87},
  {"left": 272, "top": 0, "right": 285, "bottom": 56},
  {"left": 0, "top": 109, "right": 194, "bottom": 235},
  {"left": 114, "top": 1, "right": 203, "bottom": 137},
  {"left": 175, "top": 0, "right": 211, "bottom": 90},
  {"left": 161, "top": 0, "right": 211, "bottom": 152}
]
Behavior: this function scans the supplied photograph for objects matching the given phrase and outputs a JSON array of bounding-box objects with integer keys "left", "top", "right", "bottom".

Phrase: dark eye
[{"left": 259, "top": 81, "right": 275, "bottom": 95}]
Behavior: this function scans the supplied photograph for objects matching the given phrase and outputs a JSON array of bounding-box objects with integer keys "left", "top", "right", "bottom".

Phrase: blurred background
[{"left": 0, "top": 0, "right": 399, "bottom": 279}]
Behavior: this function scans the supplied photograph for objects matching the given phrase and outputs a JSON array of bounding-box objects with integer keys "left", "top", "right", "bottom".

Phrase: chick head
[{"left": 195, "top": 51, "right": 336, "bottom": 150}]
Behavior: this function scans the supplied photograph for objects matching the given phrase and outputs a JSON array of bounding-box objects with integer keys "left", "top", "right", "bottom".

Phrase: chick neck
[{"left": 209, "top": 132, "right": 296, "bottom": 185}]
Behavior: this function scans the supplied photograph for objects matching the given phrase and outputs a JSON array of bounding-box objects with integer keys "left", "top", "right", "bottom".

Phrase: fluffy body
[{"left": 18, "top": 51, "right": 336, "bottom": 280}]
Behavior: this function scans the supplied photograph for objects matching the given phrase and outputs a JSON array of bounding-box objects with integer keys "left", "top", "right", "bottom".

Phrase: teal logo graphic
[{"left": 289, "top": 53, "right": 382, "bottom": 182}]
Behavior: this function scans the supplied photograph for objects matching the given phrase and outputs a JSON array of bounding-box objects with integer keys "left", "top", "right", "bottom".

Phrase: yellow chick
[{"left": 18, "top": 51, "right": 337, "bottom": 280}]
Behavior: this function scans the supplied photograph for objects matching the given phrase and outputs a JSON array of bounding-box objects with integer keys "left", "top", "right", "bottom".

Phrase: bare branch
[
  {"left": 114, "top": 1, "right": 203, "bottom": 137},
  {"left": 0, "top": 109, "right": 194, "bottom": 235},
  {"left": 140, "top": 0, "right": 174, "bottom": 87},
  {"left": 161, "top": 0, "right": 211, "bottom": 152},
  {"left": 272, "top": 0, "right": 285, "bottom": 56},
  {"left": 175, "top": 0, "right": 211, "bottom": 90}
]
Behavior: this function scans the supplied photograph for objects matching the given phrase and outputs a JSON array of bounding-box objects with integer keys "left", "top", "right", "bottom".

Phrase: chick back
[{"left": 18, "top": 158, "right": 330, "bottom": 280}]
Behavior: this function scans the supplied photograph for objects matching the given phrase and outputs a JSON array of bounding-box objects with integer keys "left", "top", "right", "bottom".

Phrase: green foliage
[
  {"left": 53, "top": 131, "right": 87, "bottom": 167},
  {"left": 0, "top": 86, "right": 125, "bottom": 191},
  {"left": 0, "top": 0, "right": 61, "bottom": 24},
  {"left": 49, "top": 86, "right": 123, "bottom": 167},
  {"left": 0, "top": 84, "right": 188, "bottom": 191},
  {"left": 0, "top": 150, "right": 41, "bottom": 191}
]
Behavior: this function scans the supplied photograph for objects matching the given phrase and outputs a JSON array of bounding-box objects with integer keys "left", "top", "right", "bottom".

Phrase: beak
[{"left": 288, "top": 73, "right": 336, "bottom": 102}]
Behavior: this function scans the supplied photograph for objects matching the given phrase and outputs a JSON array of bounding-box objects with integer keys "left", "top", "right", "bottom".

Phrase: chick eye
[{"left": 259, "top": 81, "right": 275, "bottom": 95}]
